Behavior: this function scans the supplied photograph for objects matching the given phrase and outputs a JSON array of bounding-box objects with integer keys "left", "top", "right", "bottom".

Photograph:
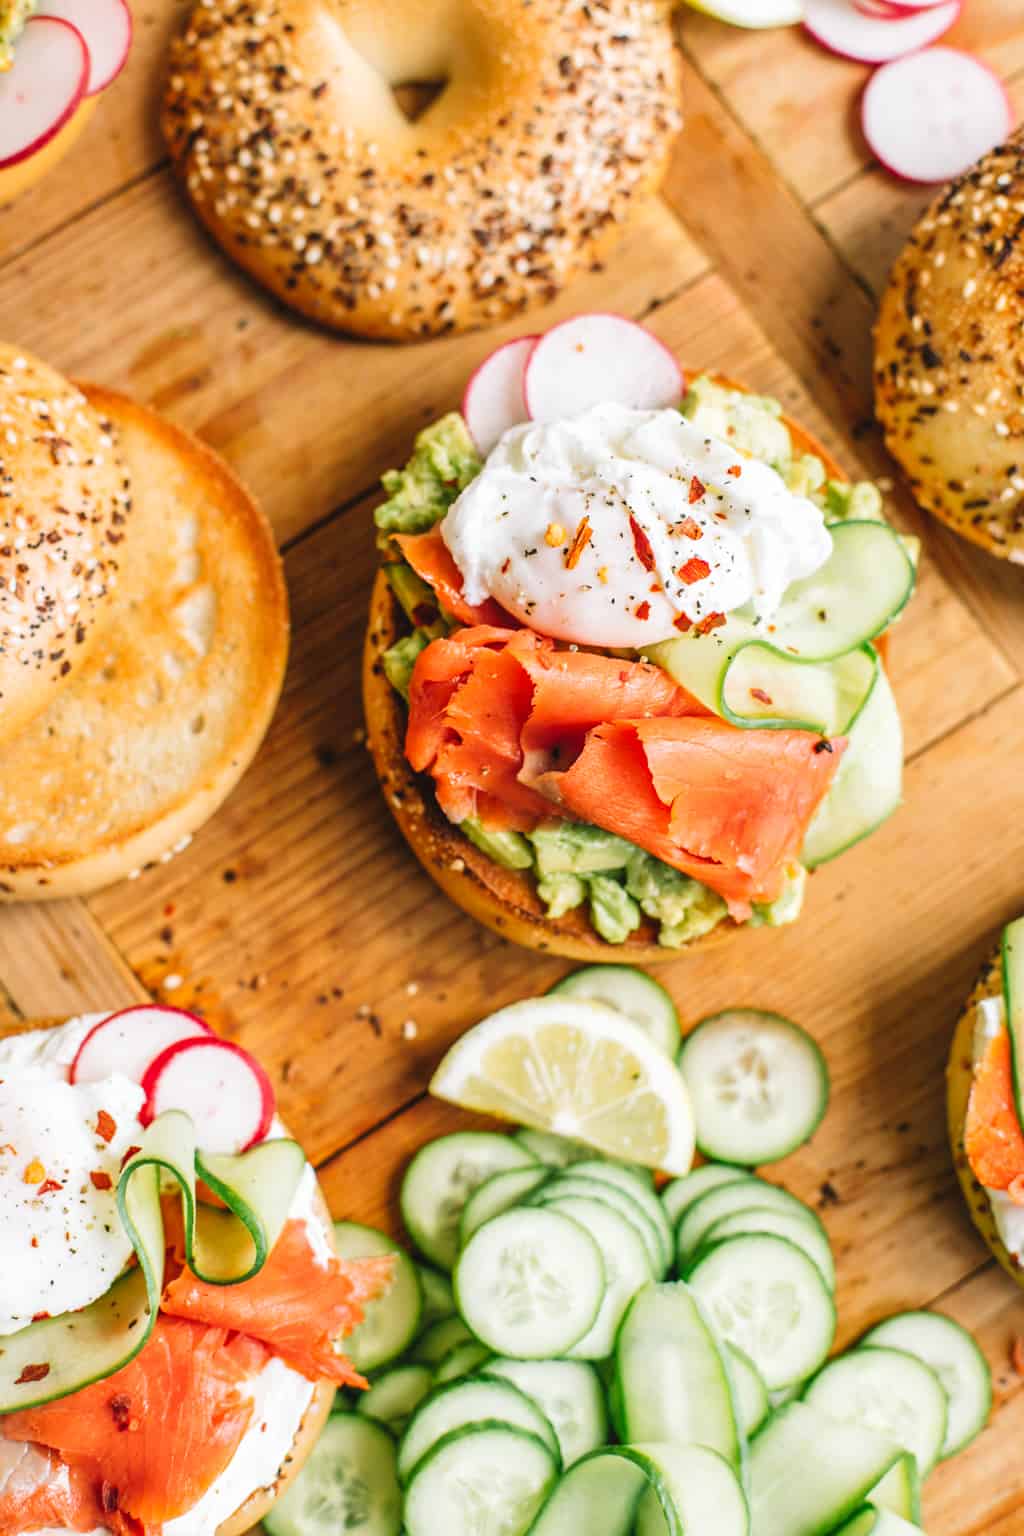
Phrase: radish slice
[
  {"left": 70, "top": 1004, "right": 212, "bottom": 1086},
  {"left": 853, "top": 0, "right": 908, "bottom": 16},
  {"left": 140, "top": 1037, "right": 275, "bottom": 1154},
  {"left": 863, "top": 48, "right": 1013, "bottom": 184},
  {"left": 0, "top": 16, "right": 87, "bottom": 170},
  {"left": 462, "top": 336, "right": 537, "bottom": 456},
  {"left": 36, "top": 0, "right": 132, "bottom": 96},
  {"left": 524, "top": 314, "right": 684, "bottom": 422},
  {"left": 803, "top": 0, "right": 959, "bottom": 62}
]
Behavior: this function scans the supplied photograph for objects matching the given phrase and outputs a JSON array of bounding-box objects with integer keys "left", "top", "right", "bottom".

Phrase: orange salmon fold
[
  {"left": 161, "top": 1219, "right": 393, "bottom": 1389},
  {"left": 965, "top": 1030, "right": 1024, "bottom": 1191},
  {"left": 395, "top": 528, "right": 511, "bottom": 628},
  {"left": 406, "top": 627, "right": 844, "bottom": 915}
]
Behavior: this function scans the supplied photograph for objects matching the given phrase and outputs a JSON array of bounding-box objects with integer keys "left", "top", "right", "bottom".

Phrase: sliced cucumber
[
  {"left": 749, "top": 1400, "right": 901, "bottom": 1536},
  {"left": 434, "top": 1341, "right": 493, "bottom": 1383},
  {"left": 861, "top": 1309, "right": 992, "bottom": 1458},
  {"left": 400, "top": 1132, "right": 538, "bottom": 1271},
  {"left": 869, "top": 1452, "right": 921, "bottom": 1523},
  {"left": 660, "top": 1163, "right": 751, "bottom": 1232},
  {"left": 803, "top": 660, "right": 903, "bottom": 867},
  {"left": 416, "top": 1264, "right": 456, "bottom": 1329},
  {"left": 549, "top": 966, "right": 679, "bottom": 1057},
  {"left": 532, "top": 1175, "right": 664, "bottom": 1278},
  {"left": 834, "top": 1510, "right": 924, "bottom": 1536},
  {"left": 403, "top": 1425, "right": 558, "bottom": 1536},
  {"left": 568, "top": 1161, "right": 674, "bottom": 1274},
  {"left": 263, "top": 1413, "right": 402, "bottom": 1536},
  {"left": 615, "top": 1281, "right": 744, "bottom": 1477},
  {"left": 1004, "top": 916, "right": 1024, "bottom": 1197},
  {"left": 485, "top": 1359, "right": 607, "bottom": 1467},
  {"left": 677, "top": 1175, "right": 820, "bottom": 1267},
  {"left": 728, "top": 1345, "right": 770, "bottom": 1438},
  {"left": 358, "top": 1364, "right": 433, "bottom": 1437},
  {"left": 454, "top": 1207, "right": 605, "bottom": 1358},
  {"left": 458, "top": 1166, "right": 551, "bottom": 1247},
  {"left": 527, "top": 1443, "right": 748, "bottom": 1536},
  {"left": 699, "top": 1207, "right": 835, "bottom": 1290},
  {"left": 332, "top": 1222, "right": 422, "bottom": 1373},
  {"left": 802, "top": 1346, "right": 948, "bottom": 1477},
  {"left": 397, "top": 1375, "right": 560, "bottom": 1483},
  {"left": 678, "top": 1010, "right": 829, "bottom": 1165},
  {"left": 542, "top": 1195, "right": 652, "bottom": 1359},
  {"left": 412, "top": 1316, "right": 474, "bottom": 1367},
  {"left": 514, "top": 1128, "right": 630, "bottom": 1172},
  {"left": 686, "top": 1233, "right": 836, "bottom": 1389}
]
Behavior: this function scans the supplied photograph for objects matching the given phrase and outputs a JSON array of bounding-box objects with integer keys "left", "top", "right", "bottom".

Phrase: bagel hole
[{"left": 390, "top": 78, "right": 447, "bottom": 122}]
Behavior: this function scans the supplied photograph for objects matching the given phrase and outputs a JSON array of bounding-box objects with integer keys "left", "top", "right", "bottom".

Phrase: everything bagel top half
[{"left": 162, "top": 0, "right": 682, "bottom": 340}]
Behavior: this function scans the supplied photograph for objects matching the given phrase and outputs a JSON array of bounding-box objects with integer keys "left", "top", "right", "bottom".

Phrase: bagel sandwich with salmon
[
  {"left": 0, "top": 343, "right": 288, "bottom": 902},
  {"left": 363, "top": 312, "right": 919, "bottom": 963},
  {"left": 0, "top": 1004, "right": 390, "bottom": 1535}
]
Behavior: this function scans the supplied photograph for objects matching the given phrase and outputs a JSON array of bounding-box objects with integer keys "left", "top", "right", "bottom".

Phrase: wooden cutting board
[{"left": 1, "top": 4, "right": 1024, "bottom": 1528}]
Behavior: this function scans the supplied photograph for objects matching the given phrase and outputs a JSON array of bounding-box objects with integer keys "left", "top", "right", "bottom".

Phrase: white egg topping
[{"left": 442, "top": 403, "right": 833, "bottom": 647}]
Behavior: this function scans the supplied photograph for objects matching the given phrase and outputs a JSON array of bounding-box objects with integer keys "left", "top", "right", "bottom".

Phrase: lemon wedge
[
  {"left": 681, "top": 0, "right": 803, "bottom": 27},
  {"left": 430, "top": 998, "right": 696, "bottom": 1175}
]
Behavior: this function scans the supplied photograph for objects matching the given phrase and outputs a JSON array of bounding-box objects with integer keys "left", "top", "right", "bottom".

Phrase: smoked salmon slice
[
  {"left": 161, "top": 1218, "right": 393, "bottom": 1390},
  {"left": 0, "top": 1443, "right": 106, "bottom": 1536},
  {"left": 2, "top": 1320, "right": 266, "bottom": 1528},
  {"left": 965, "top": 1030, "right": 1024, "bottom": 1191},
  {"left": 406, "top": 628, "right": 843, "bottom": 912},
  {"left": 395, "top": 529, "right": 511, "bottom": 628}
]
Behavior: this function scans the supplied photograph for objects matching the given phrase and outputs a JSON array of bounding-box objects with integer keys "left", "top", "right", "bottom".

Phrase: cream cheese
[{"left": 442, "top": 403, "right": 832, "bottom": 647}]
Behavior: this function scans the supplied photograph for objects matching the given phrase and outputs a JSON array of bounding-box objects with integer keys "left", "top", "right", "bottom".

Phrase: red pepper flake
[
  {"left": 30, "top": 1237, "right": 39, "bottom": 1249},
  {"left": 635, "top": 601, "right": 651, "bottom": 622},
  {"left": 15, "top": 1363, "right": 50, "bottom": 1385},
  {"left": 0, "top": 1144, "right": 16, "bottom": 1156},
  {"left": 694, "top": 612, "right": 727, "bottom": 636},
  {"left": 677, "top": 557, "right": 711, "bottom": 585},
  {"left": 750, "top": 688, "right": 773, "bottom": 706},
  {"left": 565, "top": 516, "right": 593, "bottom": 570},
  {"left": 727, "top": 464, "right": 742, "bottom": 478},
  {"left": 628, "top": 515, "right": 655, "bottom": 572},
  {"left": 110, "top": 1394, "right": 133, "bottom": 1432},
  {"left": 31, "top": 1312, "right": 50, "bottom": 1323},
  {"left": 121, "top": 1146, "right": 142, "bottom": 1168},
  {"left": 673, "top": 613, "right": 693, "bottom": 633},
  {"left": 90, "top": 1171, "right": 114, "bottom": 1191},
  {"left": 672, "top": 516, "right": 703, "bottom": 540},
  {"left": 500, "top": 557, "right": 511, "bottom": 575},
  {"left": 688, "top": 477, "right": 706, "bottom": 505},
  {"left": 95, "top": 1110, "right": 117, "bottom": 1144},
  {"left": 37, "top": 1179, "right": 63, "bottom": 1196}
]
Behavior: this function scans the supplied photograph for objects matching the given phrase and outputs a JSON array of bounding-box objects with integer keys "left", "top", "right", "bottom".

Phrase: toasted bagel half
[{"left": 363, "top": 376, "right": 854, "bottom": 963}]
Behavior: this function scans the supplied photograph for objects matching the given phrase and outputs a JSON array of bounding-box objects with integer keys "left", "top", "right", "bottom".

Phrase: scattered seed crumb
[
  {"left": 163, "top": 974, "right": 183, "bottom": 991},
  {"left": 818, "top": 1180, "right": 840, "bottom": 1208},
  {"left": 159, "top": 927, "right": 174, "bottom": 946},
  {"left": 314, "top": 743, "right": 339, "bottom": 769},
  {"left": 406, "top": 982, "right": 420, "bottom": 996},
  {"left": 355, "top": 1003, "right": 370, "bottom": 1018},
  {"left": 402, "top": 1019, "right": 418, "bottom": 1040},
  {"left": 352, "top": 727, "right": 366, "bottom": 745},
  {"left": 222, "top": 868, "right": 238, "bottom": 884}
]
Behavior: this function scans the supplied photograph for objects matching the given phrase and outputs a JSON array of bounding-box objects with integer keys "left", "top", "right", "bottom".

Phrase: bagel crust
[
  {"left": 946, "top": 949, "right": 1024, "bottom": 1286},
  {"left": 162, "top": 0, "right": 682, "bottom": 340},
  {"left": 875, "top": 129, "right": 1024, "bottom": 562},
  {"left": 363, "top": 374, "right": 856, "bottom": 962}
]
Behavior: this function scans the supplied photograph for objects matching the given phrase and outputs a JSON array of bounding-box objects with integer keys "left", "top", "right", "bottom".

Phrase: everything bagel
[{"left": 162, "top": 0, "right": 682, "bottom": 340}]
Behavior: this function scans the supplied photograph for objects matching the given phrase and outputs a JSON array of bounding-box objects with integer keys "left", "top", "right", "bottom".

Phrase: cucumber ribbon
[
  {"left": 645, "top": 521, "right": 915, "bottom": 737},
  {"left": 528, "top": 1442, "right": 749, "bottom": 1536},
  {"left": 0, "top": 1110, "right": 306, "bottom": 1413},
  {"left": 1003, "top": 917, "right": 1024, "bottom": 1140}
]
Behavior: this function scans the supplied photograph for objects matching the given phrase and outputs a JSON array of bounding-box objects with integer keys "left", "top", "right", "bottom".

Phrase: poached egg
[{"left": 442, "top": 403, "right": 833, "bottom": 648}]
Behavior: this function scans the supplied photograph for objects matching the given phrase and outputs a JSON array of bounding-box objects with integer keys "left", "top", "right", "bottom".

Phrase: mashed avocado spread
[
  {"left": 374, "top": 378, "right": 888, "bottom": 947},
  {"left": 0, "top": 0, "right": 35, "bottom": 70}
]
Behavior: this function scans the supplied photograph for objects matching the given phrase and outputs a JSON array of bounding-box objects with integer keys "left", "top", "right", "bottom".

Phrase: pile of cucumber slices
[{"left": 265, "top": 967, "right": 991, "bottom": 1536}]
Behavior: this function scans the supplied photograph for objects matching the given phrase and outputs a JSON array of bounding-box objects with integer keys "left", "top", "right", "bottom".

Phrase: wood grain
[{"left": 0, "top": 5, "right": 1023, "bottom": 1528}]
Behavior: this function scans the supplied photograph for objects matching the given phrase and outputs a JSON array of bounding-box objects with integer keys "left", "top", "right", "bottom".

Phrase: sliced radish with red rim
[
  {"left": 523, "top": 314, "right": 684, "bottom": 422},
  {"left": 462, "top": 336, "right": 537, "bottom": 456},
  {"left": 803, "top": 0, "right": 959, "bottom": 62},
  {"left": 0, "top": 16, "right": 88, "bottom": 170},
  {"left": 140, "top": 1037, "right": 275, "bottom": 1154},
  {"left": 36, "top": 0, "right": 133, "bottom": 96},
  {"left": 863, "top": 48, "right": 1013, "bottom": 184},
  {"left": 70, "top": 1004, "right": 212, "bottom": 1086}
]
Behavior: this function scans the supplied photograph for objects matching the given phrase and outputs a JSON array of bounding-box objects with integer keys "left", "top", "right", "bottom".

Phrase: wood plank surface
[{"left": 1, "top": 3, "right": 1023, "bottom": 1530}]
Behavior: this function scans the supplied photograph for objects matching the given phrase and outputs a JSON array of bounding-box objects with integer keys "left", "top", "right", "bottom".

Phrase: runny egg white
[
  {"left": 442, "top": 403, "right": 833, "bottom": 648},
  {"left": 0, "top": 1068, "right": 145, "bottom": 1336}
]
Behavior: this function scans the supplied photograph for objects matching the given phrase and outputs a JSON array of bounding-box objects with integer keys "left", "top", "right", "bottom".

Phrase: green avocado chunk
[
  {"left": 537, "top": 871, "right": 588, "bottom": 919},
  {"left": 588, "top": 875, "right": 642, "bottom": 945},
  {"left": 749, "top": 863, "right": 808, "bottom": 929},
  {"left": 625, "top": 850, "right": 728, "bottom": 949},
  {"left": 0, "top": 0, "right": 35, "bottom": 70},
  {"left": 384, "top": 563, "right": 447, "bottom": 636},
  {"left": 528, "top": 821, "right": 636, "bottom": 877},
  {"left": 824, "top": 479, "right": 885, "bottom": 523},
  {"left": 461, "top": 819, "right": 534, "bottom": 870},
  {"left": 680, "top": 374, "right": 794, "bottom": 469},
  {"left": 374, "top": 413, "right": 481, "bottom": 541},
  {"left": 381, "top": 631, "right": 431, "bottom": 701}
]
